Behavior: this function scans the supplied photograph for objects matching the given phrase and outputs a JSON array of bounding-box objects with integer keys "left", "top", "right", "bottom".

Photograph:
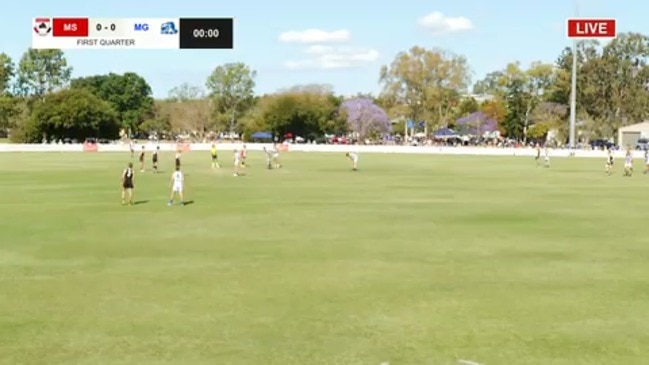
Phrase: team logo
[
  {"left": 33, "top": 18, "right": 51, "bottom": 36},
  {"left": 161, "top": 21, "right": 178, "bottom": 35}
]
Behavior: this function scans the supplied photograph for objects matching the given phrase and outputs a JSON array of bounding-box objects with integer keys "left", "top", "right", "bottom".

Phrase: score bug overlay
[
  {"left": 31, "top": 17, "right": 234, "bottom": 49},
  {"left": 178, "top": 18, "right": 233, "bottom": 49},
  {"left": 566, "top": 18, "right": 616, "bottom": 39}
]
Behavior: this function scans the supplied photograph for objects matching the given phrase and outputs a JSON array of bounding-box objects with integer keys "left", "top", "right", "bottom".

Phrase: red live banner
[
  {"left": 567, "top": 18, "right": 616, "bottom": 38},
  {"left": 52, "top": 18, "right": 89, "bottom": 37}
]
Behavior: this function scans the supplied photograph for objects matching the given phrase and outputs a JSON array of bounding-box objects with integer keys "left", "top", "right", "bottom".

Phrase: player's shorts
[
  {"left": 212, "top": 154, "right": 217, "bottom": 161},
  {"left": 172, "top": 183, "right": 183, "bottom": 193},
  {"left": 123, "top": 182, "right": 133, "bottom": 189},
  {"left": 175, "top": 159, "right": 181, "bottom": 167},
  {"left": 625, "top": 162, "right": 632, "bottom": 168},
  {"left": 234, "top": 159, "right": 240, "bottom": 166},
  {"left": 152, "top": 157, "right": 158, "bottom": 163},
  {"left": 273, "top": 153, "right": 279, "bottom": 158}
]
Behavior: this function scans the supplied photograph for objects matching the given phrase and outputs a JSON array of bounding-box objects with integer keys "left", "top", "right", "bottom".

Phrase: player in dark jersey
[
  {"left": 152, "top": 146, "right": 159, "bottom": 173},
  {"left": 605, "top": 147, "right": 614, "bottom": 175},
  {"left": 121, "top": 162, "right": 135, "bottom": 205},
  {"left": 138, "top": 146, "right": 145, "bottom": 172},
  {"left": 240, "top": 145, "right": 247, "bottom": 168},
  {"left": 175, "top": 150, "right": 181, "bottom": 169}
]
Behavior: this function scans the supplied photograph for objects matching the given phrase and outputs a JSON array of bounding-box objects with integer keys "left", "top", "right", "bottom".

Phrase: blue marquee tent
[
  {"left": 251, "top": 131, "right": 273, "bottom": 139},
  {"left": 433, "top": 128, "right": 458, "bottom": 138}
]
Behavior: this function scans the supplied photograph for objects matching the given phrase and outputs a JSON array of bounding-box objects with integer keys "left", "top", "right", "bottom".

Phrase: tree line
[{"left": 1, "top": 32, "right": 648, "bottom": 143}]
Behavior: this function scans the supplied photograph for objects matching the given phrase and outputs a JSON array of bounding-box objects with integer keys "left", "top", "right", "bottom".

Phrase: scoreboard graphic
[{"left": 32, "top": 17, "right": 234, "bottom": 49}]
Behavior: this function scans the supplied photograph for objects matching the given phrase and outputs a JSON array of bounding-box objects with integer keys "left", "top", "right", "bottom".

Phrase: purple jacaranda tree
[
  {"left": 339, "top": 98, "right": 391, "bottom": 138},
  {"left": 456, "top": 112, "right": 497, "bottom": 136}
]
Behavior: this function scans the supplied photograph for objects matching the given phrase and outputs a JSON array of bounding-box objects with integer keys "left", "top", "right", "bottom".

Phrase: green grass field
[{"left": 1, "top": 151, "right": 648, "bottom": 365}]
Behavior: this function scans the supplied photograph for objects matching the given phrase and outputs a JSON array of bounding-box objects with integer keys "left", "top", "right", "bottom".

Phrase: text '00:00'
[{"left": 193, "top": 29, "right": 219, "bottom": 38}]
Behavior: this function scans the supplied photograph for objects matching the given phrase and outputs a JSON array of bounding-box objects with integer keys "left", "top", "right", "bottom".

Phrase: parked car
[
  {"left": 590, "top": 139, "right": 616, "bottom": 150},
  {"left": 635, "top": 138, "right": 648, "bottom": 150}
]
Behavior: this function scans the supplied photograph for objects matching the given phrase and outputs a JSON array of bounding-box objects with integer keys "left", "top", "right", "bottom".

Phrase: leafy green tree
[
  {"left": 168, "top": 82, "right": 205, "bottom": 101},
  {"left": 0, "top": 53, "right": 14, "bottom": 93},
  {"left": 479, "top": 99, "right": 507, "bottom": 127},
  {"left": 480, "top": 61, "right": 555, "bottom": 141},
  {"left": 472, "top": 71, "right": 504, "bottom": 95},
  {"left": 453, "top": 97, "right": 479, "bottom": 120},
  {"left": 165, "top": 83, "right": 211, "bottom": 138},
  {"left": 547, "top": 34, "right": 649, "bottom": 139},
  {"left": 379, "top": 46, "right": 471, "bottom": 132},
  {"left": 502, "top": 78, "right": 527, "bottom": 139},
  {"left": 206, "top": 62, "right": 256, "bottom": 132},
  {"left": 19, "top": 88, "right": 119, "bottom": 142},
  {"left": 257, "top": 89, "right": 344, "bottom": 139},
  {"left": 139, "top": 114, "right": 171, "bottom": 137},
  {"left": 501, "top": 62, "right": 555, "bottom": 142},
  {"left": 15, "top": 49, "right": 71, "bottom": 98},
  {"left": 528, "top": 102, "right": 568, "bottom": 141},
  {"left": 70, "top": 72, "right": 154, "bottom": 134},
  {"left": 0, "top": 96, "right": 18, "bottom": 131},
  {"left": 0, "top": 53, "right": 17, "bottom": 132}
]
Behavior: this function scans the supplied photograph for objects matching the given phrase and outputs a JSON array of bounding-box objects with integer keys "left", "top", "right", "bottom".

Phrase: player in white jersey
[
  {"left": 263, "top": 147, "right": 273, "bottom": 169},
  {"left": 233, "top": 149, "right": 241, "bottom": 176},
  {"left": 271, "top": 144, "right": 281, "bottom": 168},
  {"left": 644, "top": 150, "right": 649, "bottom": 174},
  {"left": 624, "top": 148, "right": 633, "bottom": 176},
  {"left": 168, "top": 166, "right": 185, "bottom": 206},
  {"left": 129, "top": 140, "right": 135, "bottom": 158},
  {"left": 346, "top": 152, "right": 359, "bottom": 170}
]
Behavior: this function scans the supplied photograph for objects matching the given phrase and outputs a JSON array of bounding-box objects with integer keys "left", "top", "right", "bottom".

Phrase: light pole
[{"left": 568, "top": 0, "right": 579, "bottom": 149}]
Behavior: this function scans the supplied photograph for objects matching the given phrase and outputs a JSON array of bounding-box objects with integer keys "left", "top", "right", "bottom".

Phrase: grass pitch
[{"left": 0, "top": 151, "right": 648, "bottom": 365}]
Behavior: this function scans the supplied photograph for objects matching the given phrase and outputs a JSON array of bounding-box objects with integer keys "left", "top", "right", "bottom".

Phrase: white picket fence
[{"left": 0, "top": 142, "right": 643, "bottom": 159}]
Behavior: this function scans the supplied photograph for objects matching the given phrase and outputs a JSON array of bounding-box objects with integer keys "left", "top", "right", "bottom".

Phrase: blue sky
[{"left": 3, "top": 0, "right": 646, "bottom": 98}]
